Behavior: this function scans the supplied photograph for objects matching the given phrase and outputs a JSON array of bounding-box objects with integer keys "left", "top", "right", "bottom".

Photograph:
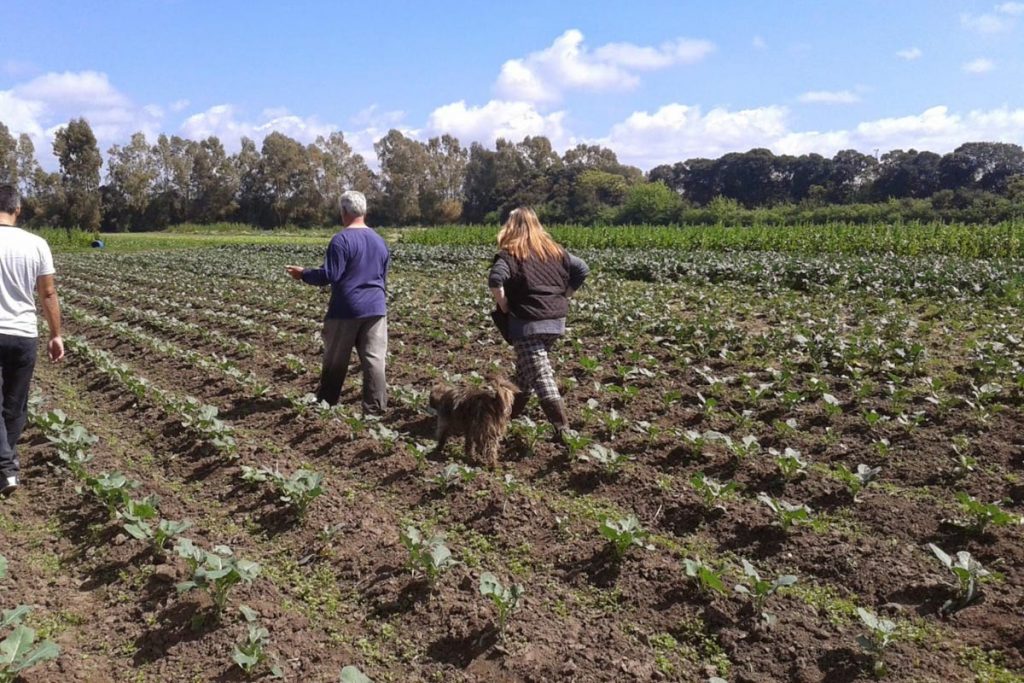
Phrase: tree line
[{"left": 2, "top": 117, "right": 1023, "bottom": 231}]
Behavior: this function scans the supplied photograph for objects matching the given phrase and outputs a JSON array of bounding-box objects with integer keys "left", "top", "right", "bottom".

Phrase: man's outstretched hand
[{"left": 285, "top": 265, "right": 305, "bottom": 280}]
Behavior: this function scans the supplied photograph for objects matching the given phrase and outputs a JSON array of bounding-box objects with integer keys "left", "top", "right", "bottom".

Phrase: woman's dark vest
[{"left": 496, "top": 250, "right": 570, "bottom": 321}]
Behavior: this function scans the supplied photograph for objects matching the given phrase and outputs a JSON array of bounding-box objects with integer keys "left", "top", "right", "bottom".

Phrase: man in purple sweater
[{"left": 286, "top": 190, "right": 389, "bottom": 413}]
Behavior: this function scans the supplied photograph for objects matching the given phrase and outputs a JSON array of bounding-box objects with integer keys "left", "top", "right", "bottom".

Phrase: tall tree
[
  {"left": 421, "top": 134, "right": 467, "bottom": 223},
  {"left": 0, "top": 123, "right": 18, "bottom": 185},
  {"left": 189, "top": 136, "right": 239, "bottom": 223},
  {"left": 105, "top": 132, "right": 158, "bottom": 231},
  {"left": 53, "top": 118, "right": 102, "bottom": 231},
  {"left": 260, "top": 131, "right": 319, "bottom": 226},
  {"left": 234, "top": 137, "right": 264, "bottom": 225},
  {"left": 375, "top": 129, "right": 428, "bottom": 225},
  {"left": 310, "top": 131, "right": 373, "bottom": 223}
]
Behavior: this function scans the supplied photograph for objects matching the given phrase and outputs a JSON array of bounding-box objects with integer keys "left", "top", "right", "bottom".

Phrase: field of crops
[{"left": 1, "top": 229, "right": 1023, "bottom": 682}]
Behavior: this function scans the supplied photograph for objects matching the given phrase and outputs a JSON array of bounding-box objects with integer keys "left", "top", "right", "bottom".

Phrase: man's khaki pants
[{"left": 318, "top": 316, "right": 387, "bottom": 412}]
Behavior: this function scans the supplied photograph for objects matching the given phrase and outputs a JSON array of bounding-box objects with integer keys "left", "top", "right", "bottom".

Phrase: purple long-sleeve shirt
[{"left": 301, "top": 227, "right": 390, "bottom": 319}]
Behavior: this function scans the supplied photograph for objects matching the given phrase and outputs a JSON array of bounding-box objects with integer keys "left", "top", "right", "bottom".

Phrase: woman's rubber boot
[{"left": 540, "top": 398, "right": 568, "bottom": 446}]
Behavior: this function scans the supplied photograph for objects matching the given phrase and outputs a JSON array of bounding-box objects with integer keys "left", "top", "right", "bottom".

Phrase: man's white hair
[{"left": 340, "top": 190, "right": 367, "bottom": 217}]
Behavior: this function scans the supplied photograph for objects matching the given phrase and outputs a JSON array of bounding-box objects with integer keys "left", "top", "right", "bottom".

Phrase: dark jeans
[
  {"left": 318, "top": 316, "right": 387, "bottom": 412},
  {"left": 0, "top": 334, "right": 38, "bottom": 478}
]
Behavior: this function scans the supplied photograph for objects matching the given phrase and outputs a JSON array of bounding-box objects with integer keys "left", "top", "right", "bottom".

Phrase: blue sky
[{"left": 2, "top": 0, "right": 1023, "bottom": 170}]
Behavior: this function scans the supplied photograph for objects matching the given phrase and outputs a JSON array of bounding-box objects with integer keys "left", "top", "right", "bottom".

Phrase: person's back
[
  {"left": 0, "top": 227, "right": 56, "bottom": 337},
  {"left": 326, "top": 227, "right": 389, "bottom": 319}
]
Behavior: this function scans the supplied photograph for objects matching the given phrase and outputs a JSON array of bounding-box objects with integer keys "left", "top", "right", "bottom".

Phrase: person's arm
[
  {"left": 286, "top": 236, "right": 346, "bottom": 286},
  {"left": 488, "top": 256, "right": 511, "bottom": 312},
  {"left": 566, "top": 253, "right": 590, "bottom": 297},
  {"left": 36, "top": 274, "right": 64, "bottom": 362}
]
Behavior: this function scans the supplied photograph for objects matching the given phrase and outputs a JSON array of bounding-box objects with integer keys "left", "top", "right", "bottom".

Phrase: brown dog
[{"left": 429, "top": 376, "right": 519, "bottom": 467}]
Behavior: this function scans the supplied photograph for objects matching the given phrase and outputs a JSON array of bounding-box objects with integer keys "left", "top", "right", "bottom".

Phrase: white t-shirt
[{"left": 0, "top": 227, "right": 55, "bottom": 338}]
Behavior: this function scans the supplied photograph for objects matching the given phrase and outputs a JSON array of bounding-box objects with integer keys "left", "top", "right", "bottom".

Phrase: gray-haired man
[
  {"left": 0, "top": 184, "right": 64, "bottom": 498},
  {"left": 286, "top": 191, "right": 389, "bottom": 412}
]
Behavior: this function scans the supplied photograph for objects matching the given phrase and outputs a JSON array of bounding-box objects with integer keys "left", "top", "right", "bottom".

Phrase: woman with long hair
[{"left": 488, "top": 207, "right": 589, "bottom": 443}]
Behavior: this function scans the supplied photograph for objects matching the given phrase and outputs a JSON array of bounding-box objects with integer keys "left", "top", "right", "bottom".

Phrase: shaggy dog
[{"left": 429, "top": 376, "right": 519, "bottom": 467}]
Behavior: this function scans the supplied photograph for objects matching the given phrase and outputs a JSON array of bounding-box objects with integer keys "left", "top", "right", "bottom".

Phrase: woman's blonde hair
[{"left": 497, "top": 207, "right": 564, "bottom": 261}]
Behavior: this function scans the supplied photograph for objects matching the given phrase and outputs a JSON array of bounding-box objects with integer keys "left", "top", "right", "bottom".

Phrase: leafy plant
[
  {"left": 578, "top": 443, "right": 632, "bottom": 475},
  {"left": 479, "top": 571, "right": 524, "bottom": 637},
  {"left": 599, "top": 515, "right": 652, "bottom": 561},
  {"left": 242, "top": 466, "right": 324, "bottom": 519},
  {"left": 758, "top": 493, "right": 812, "bottom": 531},
  {"left": 733, "top": 559, "right": 797, "bottom": 628},
  {"left": 117, "top": 495, "right": 160, "bottom": 541},
  {"left": 232, "top": 605, "right": 282, "bottom": 678},
  {"left": 683, "top": 558, "right": 727, "bottom": 595},
  {"left": 689, "top": 472, "right": 739, "bottom": 510},
  {"left": 79, "top": 471, "right": 138, "bottom": 517},
  {"left": 0, "top": 606, "right": 60, "bottom": 682},
  {"left": 399, "top": 526, "right": 456, "bottom": 587},
  {"left": 431, "top": 463, "right": 477, "bottom": 494},
  {"left": 771, "top": 447, "right": 807, "bottom": 480},
  {"left": 928, "top": 544, "right": 990, "bottom": 614},
  {"left": 561, "top": 429, "right": 593, "bottom": 458},
  {"left": 340, "top": 666, "right": 373, "bottom": 683},
  {"left": 833, "top": 463, "right": 881, "bottom": 500},
  {"left": 856, "top": 607, "right": 896, "bottom": 677},
  {"left": 175, "top": 541, "right": 261, "bottom": 615},
  {"left": 949, "top": 492, "right": 1021, "bottom": 534}
]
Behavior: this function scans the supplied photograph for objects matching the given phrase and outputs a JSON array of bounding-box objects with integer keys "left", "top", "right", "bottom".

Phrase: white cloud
[
  {"left": 180, "top": 104, "right": 336, "bottom": 146},
  {"left": 798, "top": 90, "right": 861, "bottom": 105},
  {"left": 426, "top": 99, "right": 568, "bottom": 147},
  {"left": 963, "top": 58, "right": 995, "bottom": 74},
  {"left": 752, "top": 35, "right": 767, "bottom": 49},
  {"left": 169, "top": 99, "right": 190, "bottom": 113},
  {"left": 0, "top": 70, "right": 165, "bottom": 167},
  {"left": 896, "top": 47, "right": 922, "bottom": 61},
  {"left": 996, "top": 1, "right": 1024, "bottom": 14},
  {"left": 961, "top": 10, "right": 1015, "bottom": 32},
  {"left": 599, "top": 104, "right": 789, "bottom": 167},
  {"left": 597, "top": 103, "right": 1024, "bottom": 169},
  {"left": 495, "top": 29, "right": 714, "bottom": 102}
]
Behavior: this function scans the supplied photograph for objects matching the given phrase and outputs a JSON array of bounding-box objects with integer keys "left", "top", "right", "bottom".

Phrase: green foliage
[
  {"left": 689, "top": 472, "right": 739, "bottom": 510},
  {"left": 232, "top": 606, "right": 282, "bottom": 678},
  {"left": 832, "top": 463, "right": 882, "bottom": 500},
  {"left": 856, "top": 607, "right": 896, "bottom": 677},
  {"left": 479, "top": 571, "right": 524, "bottom": 636},
  {"left": 241, "top": 466, "right": 324, "bottom": 519},
  {"left": 928, "top": 544, "right": 990, "bottom": 614},
  {"left": 683, "top": 558, "right": 727, "bottom": 595},
  {"left": 340, "top": 666, "right": 373, "bottom": 683},
  {"left": 950, "top": 492, "right": 1021, "bottom": 534},
  {"left": 399, "top": 526, "right": 456, "bottom": 587},
  {"left": 578, "top": 443, "right": 632, "bottom": 475},
  {"left": 757, "top": 493, "right": 812, "bottom": 531},
  {"left": 175, "top": 541, "right": 261, "bottom": 614},
  {"left": 0, "top": 606, "right": 60, "bottom": 682},
  {"left": 599, "top": 515, "right": 652, "bottom": 561},
  {"left": 733, "top": 559, "right": 797, "bottom": 628}
]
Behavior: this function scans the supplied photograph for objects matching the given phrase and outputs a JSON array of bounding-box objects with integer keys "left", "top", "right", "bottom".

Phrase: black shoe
[{"left": 0, "top": 475, "right": 18, "bottom": 497}]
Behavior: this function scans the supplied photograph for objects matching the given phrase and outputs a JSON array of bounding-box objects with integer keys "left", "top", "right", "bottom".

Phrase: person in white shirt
[{"left": 0, "top": 185, "right": 64, "bottom": 498}]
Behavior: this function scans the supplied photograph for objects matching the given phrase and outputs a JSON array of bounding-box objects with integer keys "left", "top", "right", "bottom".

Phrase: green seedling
[
  {"left": 432, "top": 463, "right": 477, "bottom": 494},
  {"left": 561, "top": 429, "right": 593, "bottom": 458},
  {"left": 758, "top": 493, "right": 812, "bottom": 531},
  {"left": 856, "top": 607, "right": 896, "bottom": 677},
  {"left": 118, "top": 495, "right": 160, "bottom": 541},
  {"left": 232, "top": 605, "right": 282, "bottom": 678},
  {"left": 79, "top": 472, "right": 138, "bottom": 517},
  {"left": 833, "top": 463, "right": 881, "bottom": 500},
  {"left": 400, "top": 526, "right": 456, "bottom": 588},
  {"left": 578, "top": 443, "right": 632, "bottom": 475},
  {"left": 340, "top": 666, "right": 373, "bottom": 683},
  {"left": 0, "top": 606, "right": 60, "bottom": 683},
  {"left": 683, "top": 557, "right": 727, "bottom": 595},
  {"left": 928, "top": 544, "right": 990, "bottom": 614},
  {"left": 950, "top": 492, "right": 1020, "bottom": 534},
  {"left": 479, "top": 571, "right": 524, "bottom": 637},
  {"left": 689, "top": 472, "right": 739, "bottom": 510},
  {"left": 175, "top": 541, "right": 261, "bottom": 615},
  {"left": 772, "top": 447, "right": 807, "bottom": 480},
  {"left": 242, "top": 466, "right": 325, "bottom": 519},
  {"left": 599, "top": 515, "right": 653, "bottom": 561},
  {"left": 733, "top": 559, "right": 797, "bottom": 628}
]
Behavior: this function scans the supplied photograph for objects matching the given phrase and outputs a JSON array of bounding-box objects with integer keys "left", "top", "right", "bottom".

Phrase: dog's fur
[{"left": 429, "top": 376, "right": 519, "bottom": 467}]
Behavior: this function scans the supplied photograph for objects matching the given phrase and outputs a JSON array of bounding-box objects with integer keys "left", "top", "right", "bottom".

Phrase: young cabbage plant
[
  {"left": 683, "top": 558, "right": 727, "bottom": 595},
  {"left": 856, "top": 607, "right": 896, "bottom": 678},
  {"left": 949, "top": 492, "right": 1021, "bottom": 534},
  {"left": 928, "top": 544, "right": 990, "bottom": 614},
  {"left": 771, "top": 447, "right": 807, "bottom": 480},
  {"left": 431, "top": 463, "right": 477, "bottom": 494},
  {"left": 479, "top": 571, "right": 524, "bottom": 637},
  {"left": 561, "top": 429, "right": 593, "bottom": 459},
  {"left": 599, "top": 515, "right": 653, "bottom": 561},
  {"left": 232, "top": 605, "right": 283, "bottom": 678},
  {"left": 0, "top": 554, "right": 6, "bottom": 580},
  {"left": 175, "top": 542, "right": 261, "bottom": 615},
  {"left": 399, "top": 526, "right": 457, "bottom": 588},
  {"left": 833, "top": 463, "right": 881, "bottom": 501},
  {"left": 0, "top": 606, "right": 61, "bottom": 683},
  {"left": 757, "top": 493, "right": 812, "bottom": 531},
  {"left": 733, "top": 559, "right": 797, "bottom": 628},
  {"left": 340, "top": 666, "right": 373, "bottom": 683},
  {"left": 578, "top": 443, "right": 632, "bottom": 475},
  {"left": 242, "top": 466, "right": 325, "bottom": 519},
  {"left": 79, "top": 472, "right": 138, "bottom": 517},
  {"left": 117, "top": 495, "right": 160, "bottom": 542},
  {"left": 689, "top": 472, "right": 739, "bottom": 510}
]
